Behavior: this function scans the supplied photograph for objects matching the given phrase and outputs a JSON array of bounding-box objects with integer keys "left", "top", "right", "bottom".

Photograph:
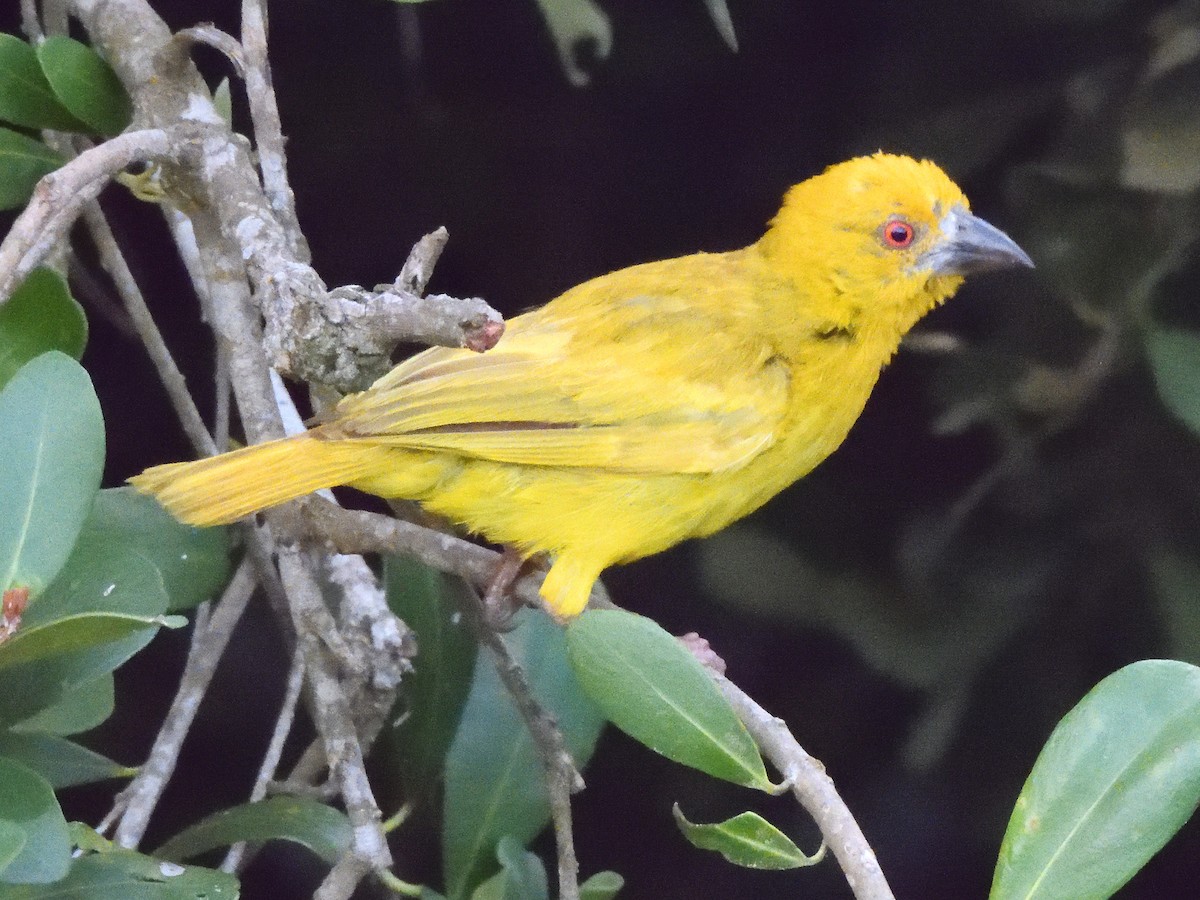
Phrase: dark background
[{"left": 16, "top": 0, "right": 1200, "bottom": 897}]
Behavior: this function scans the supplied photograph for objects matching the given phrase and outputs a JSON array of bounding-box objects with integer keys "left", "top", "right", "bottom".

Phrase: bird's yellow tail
[{"left": 129, "top": 434, "right": 391, "bottom": 526}]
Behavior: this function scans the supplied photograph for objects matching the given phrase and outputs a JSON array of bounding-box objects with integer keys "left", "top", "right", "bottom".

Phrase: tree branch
[
  {"left": 713, "top": 673, "right": 896, "bottom": 900},
  {"left": 0, "top": 128, "right": 178, "bottom": 303},
  {"left": 109, "top": 558, "right": 257, "bottom": 849}
]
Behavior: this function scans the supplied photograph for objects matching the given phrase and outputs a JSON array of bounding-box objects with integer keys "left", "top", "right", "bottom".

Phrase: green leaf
[
  {"left": 990, "top": 659, "right": 1200, "bottom": 900},
  {"left": 35, "top": 37, "right": 131, "bottom": 136},
  {"left": 68, "top": 821, "right": 112, "bottom": 854},
  {"left": 0, "top": 758, "right": 69, "bottom": 884},
  {"left": 1145, "top": 327, "right": 1200, "bottom": 438},
  {"left": 77, "top": 489, "right": 230, "bottom": 613},
  {"left": 566, "top": 609, "right": 770, "bottom": 789},
  {"left": 13, "top": 674, "right": 114, "bottom": 736},
  {"left": 672, "top": 804, "right": 823, "bottom": 870},
  {"left": 0, "top": 126, "right": 60, "bottom": 211},
  {"left": 0, "top": 509, "right": 174, "bottom": 726},
  {"left": 0, "top": 849, "right": 239, "bottom": 898},
  {"left": 579, "top": 870, "right": 624, "bottom": 900},
  {"left": 0, "top": 730, "right": 128, "bottom": 789},
  {"left": 0, "top": 352, "right": 104, "bottom": 600},
  {"left": 469, "top": 837, "right": 548, "bottom": 900},
  {"left": 0, "top": 268, "right": 87, "bottom": 391},
  {"left": 32, "top": 515, "right": 171, "bottom": 626},
  {"left": 385, "top": 555, "right": 476, "bottom": 799},
  {"left": 0, "top": 34, "right": 88, "bottom": 132},
  {"left": 0, "top": 611, "right": 182, "bottom": 726},
  {"left": 443, "top": 609, "right": 605, "bottom": 899},
  {"left": 155, "top": 797, "right": 352, "bottom": 865}
]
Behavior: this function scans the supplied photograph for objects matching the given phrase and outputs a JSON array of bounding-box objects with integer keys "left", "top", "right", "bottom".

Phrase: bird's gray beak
[{"left": 921, "top": 206, "right": 1034, "bottom": 275}]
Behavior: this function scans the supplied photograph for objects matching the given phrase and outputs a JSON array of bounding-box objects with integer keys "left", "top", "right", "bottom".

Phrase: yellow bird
[{"left": 131, "top": 153, "right": 1032, "bottom": 618}]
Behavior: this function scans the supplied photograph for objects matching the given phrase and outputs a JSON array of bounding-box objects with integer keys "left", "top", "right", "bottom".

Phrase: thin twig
[
  {"left": 19, "top": 0, "right": 42, "bottom": 41},
  {"left": 111, "top": 558, "right": 258, "bottom": 848},
  {"left": 317, "top": 852, "right": 375, "bottom": 900},
  {"left": 712, "top": 673, "right": 896, "bottom": 900},
  {"left": 175, "top": 24, "right": 248, "bottom": 76},
  {"left": 82, "top": 203, "right": 216, "bottom": 456},
  {"left": 304, "top": 501, "right": 614, "bottom": 613},
  {"left": 395, "top": 226, "right": 449, "bottom": 296},
  {"left": 163, "top": 207, "right": 233, "bottom": 450},
  {"left": 220, "top": 644, "right": 306, "bottom": 874},
  {"left": 276, "top": 546, "right": 392, "bottom": 873},
  {"left": 40, "top": 0, "right": 67, "bottom": 36},
  {"left": 241, "top": 0, "right": 307, "bottom": 258},
  {"left": 468, "top": 612, "right": 584, "bottom": 900}
]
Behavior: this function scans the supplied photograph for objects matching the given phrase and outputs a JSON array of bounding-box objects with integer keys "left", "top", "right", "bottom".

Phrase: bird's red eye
[{"left": 883, "top": 219, "right": 915, "bottom": 249}]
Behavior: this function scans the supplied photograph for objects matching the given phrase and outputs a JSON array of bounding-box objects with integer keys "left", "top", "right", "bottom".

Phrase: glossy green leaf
[
  {"left": 469, "top": 837, "right": 548, "bottom": 900},
  {"left": 0, "top": 34, "right": 88, "bottom": 132},
  {"left": 672, "top": 804, "right": 822, "bottom": 870},
  {"left": 33, "top": 515, "right": 170, "bottom": 626},
  {"left": 578, "top": 870, "right": 624, "bottom": 899},
  {"left": 1145, "top": 327, "right": 1200, "bottom": 438},
  {"left": 0, "top": 611, "right": 182, "bottom": 726},
  {"left": 0, "top": 269, "right": 87, "bottom": 390},
  {"left": 991, "top": 659, "right": 1200, "bottom": 900},
  {"left": 0, "top": 514, "right": 174, "bottom": 725},
  {"left": 566, "top": 609, "right": 769, "bottom": 789},
  {"left": 385, "top": 555, "right": 476, "bottom": 799},
  {"left": 35, "top": 37, "right": 131, "bottom": 136},
  {"left": 0, "top": 730, "right": 128, "bottom": 789},
  {"left": 13, "top": 674, "right": 114, "bottom": 736},
  {"left": 443, "top": 609, "right": 605, "bottom": 899},
  {"left": 0, "top": 758, "right": 69, "bottom": 884},
  {"left": 155, "top": 797, "right": 352, "bottom": 865},
  {"left": 0, "top": 126, "right": 60, "bottom": 212},
  {"left": 0, "top": 849, "right": 239, "bottom": 898},
  {"left": 77, "top": 488, "right": 230, "bottom": 613},
  {"left": 0, "top": 352, "right": 104, "bottom": 600}
]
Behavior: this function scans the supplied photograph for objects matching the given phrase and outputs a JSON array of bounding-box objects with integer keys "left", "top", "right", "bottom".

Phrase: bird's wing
[{"left": 330, "top": 293, "right": 789, "bottom": 475}]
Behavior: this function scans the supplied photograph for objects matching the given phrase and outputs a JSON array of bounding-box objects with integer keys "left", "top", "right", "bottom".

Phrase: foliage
[
  {"left": 3, "top": 0, "right": 1200, "bottom": 898},
  {"left": 992, "top": 661, "right": 1200, "bottom": 900},
  {"left": 0, "top": 350, "right": 191, "bottom": 890},
  {"left": 0, "top": 33, "right": 129, "bottom": 210}
]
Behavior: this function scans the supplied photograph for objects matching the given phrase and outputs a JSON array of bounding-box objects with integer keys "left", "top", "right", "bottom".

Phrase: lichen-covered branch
[{"left": 0, "top": 128, "right": 178, "bottom": 303}]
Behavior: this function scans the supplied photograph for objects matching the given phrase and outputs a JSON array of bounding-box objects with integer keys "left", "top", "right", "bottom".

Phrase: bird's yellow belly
[{"left": 350, "top": 357, "right": 878, "bottom": 573}]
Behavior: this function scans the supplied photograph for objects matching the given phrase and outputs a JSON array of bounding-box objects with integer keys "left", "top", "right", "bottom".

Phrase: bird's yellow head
[{"left": 760, "top": 152, "right": 1032, "bottom": 332}]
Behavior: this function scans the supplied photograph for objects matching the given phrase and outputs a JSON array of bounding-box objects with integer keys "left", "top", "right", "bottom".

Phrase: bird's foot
[{"left": 480, "top": 548, "right": 527, "bottom": 632}]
